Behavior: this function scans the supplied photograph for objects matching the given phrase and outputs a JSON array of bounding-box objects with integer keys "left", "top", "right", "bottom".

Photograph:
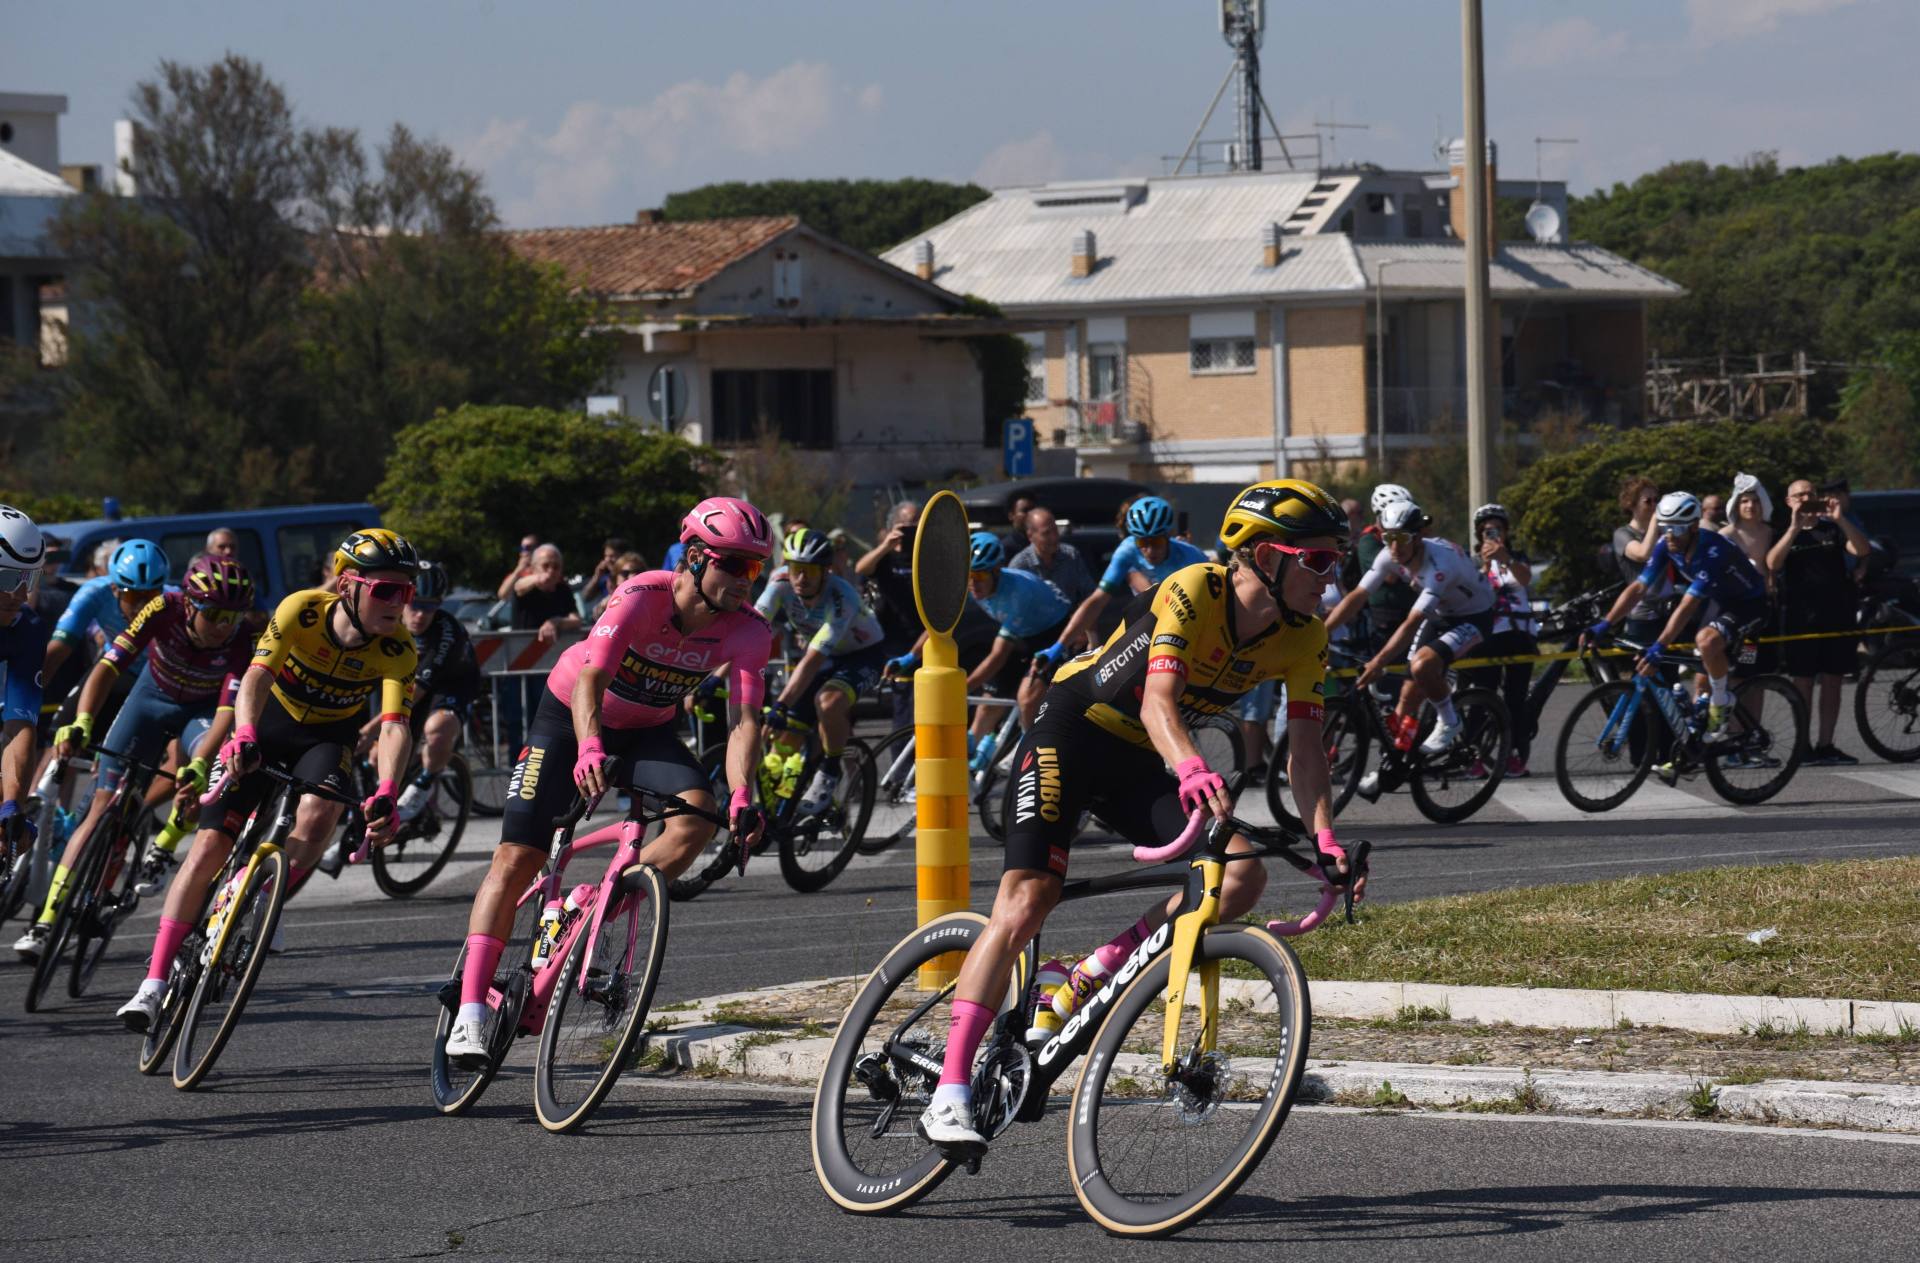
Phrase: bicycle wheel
[
  {"left": 24, "top": 813, "right": 115, "bottom": 1013},
  {"left": 138, "top": 925, "right": 206, "bottom": 1075},
  {"left": 1409, "top": 688, "right": 1510, "bottom": 824},
  {"left": 1855, "top": 644, "right": 1920, "bottom": 763},
  {"left": 1192, "top": 716, "right": 1247, "bottom": 785},
  {"left": 1554, "top": 681, "right": 1656, "bottom": 812},
  {"left": 1264, "top": 693, "right": 1368, "bottom": 831},
  {"left": 172, "top": 848, "right": 289, "bottom": 1090},
  {"left": 780, "top": 742, "right": 875, "bottom": 894},
  {"left": 431, "top": 892, "right": 544, "bottom": 1115},
  {"left": 463, "top": 701, "right": 510, "bottom": 818},
  {"left": 534, "top": 863, "right": 669, "bottom": 1133},
  {"left": 69, "top": 804, "right": 150, "bottom": 998},
  {"left": 667, "top": 744, "right": 740, "bottom": 902},
  {"left": 858, "top": 725, "right": 917, "bottom": 856},
  {"left": 1069, "top": 924, "right": 1312, "bottom": 1238},
  {"left": 1705, "top": 675, "right": 1806, "bottom": 805},
  {"left": 372, "top": 754, "right": 473, "bottom": 898},
  {"left": 974, "top": 726, "right": 1024, "bottom": 843},
  {"left": 812, "top": 911, "right": 1023, "bottom": 1215}
]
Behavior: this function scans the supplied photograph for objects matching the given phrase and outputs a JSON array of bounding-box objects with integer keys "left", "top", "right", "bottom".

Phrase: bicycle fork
[
  {"left": 1159, "top": 852, "right": 1225, "bottom": 1071},
  {"left": 204, "top": 842, "right": 282, "bottom": 967}
]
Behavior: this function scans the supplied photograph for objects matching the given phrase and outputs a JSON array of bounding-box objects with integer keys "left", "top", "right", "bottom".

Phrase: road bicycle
[
  {"left": 811, "top": 810, "right": 1369, "bottom": 1238},
  {"left": 1853, "top": 596, "right": 1920, "bottom": 763},
  {"left": 1264, "top": 643, "right": 1511, "bottom": 826},
  {"left": 138, "top": 763, "right": 358, "bottom": 1089},
  {"left": 668, "top": 707, "right": 874, "bottom": 900},
  {"left": 2, "top": 755, "right": 72, "bottom": 928},
  {"left": 23, "top": 748, "right": 168, "bottom": 1013},
  {"left": 429, "top": 775, "right": 713, "bottom": 1132},
  {"left": 1555, "top": 632, "right": 1806, "bottom": 811},
  {"left": 337, "top": 750, "right": 474, "bottom": 899}
]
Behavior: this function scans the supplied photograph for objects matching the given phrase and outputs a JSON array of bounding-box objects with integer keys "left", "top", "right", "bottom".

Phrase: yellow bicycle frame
[
  {"left": 203, "top": 841, "right": 281, "bottom": 965},
  {"left": 1159, "top": 850, "right": 1225, "bottom": 1069}
]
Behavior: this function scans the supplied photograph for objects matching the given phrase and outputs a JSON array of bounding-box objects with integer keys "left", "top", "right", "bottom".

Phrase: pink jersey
[{"left": 544, "top": 572, "right": 773, "bottom": 729}]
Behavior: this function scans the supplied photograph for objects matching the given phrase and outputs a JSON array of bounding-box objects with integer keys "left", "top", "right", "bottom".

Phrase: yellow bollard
[{"left": 914, "top": 632, "right": 971, "bottom": 988}]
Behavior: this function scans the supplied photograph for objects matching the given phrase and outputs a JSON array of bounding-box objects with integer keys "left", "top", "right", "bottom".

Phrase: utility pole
[{"left": 1461, "top": 0, "right": 1496, "bottom": 518}]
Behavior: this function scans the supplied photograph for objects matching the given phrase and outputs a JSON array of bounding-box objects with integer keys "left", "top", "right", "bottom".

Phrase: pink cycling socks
[
  {"left": 147, "top": 917, "right": 192, "bottom": 981},
  {"left": 287, "top": 863, "right": 312, "bottom": 894},
  {"left": 938, "top": 999, "right": 997, "bottom": 1088},
  {"left": 460, "top": 934, "right": 506, "bottom": 1008}
]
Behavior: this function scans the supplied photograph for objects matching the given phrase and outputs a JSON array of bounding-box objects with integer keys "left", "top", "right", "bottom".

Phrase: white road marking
[
  {"left": 1495, "top": 777, "right": 1735, "bottom": 823},
  {"left": 1838, "top": 767, "right": 1920, "bottom": 799}
]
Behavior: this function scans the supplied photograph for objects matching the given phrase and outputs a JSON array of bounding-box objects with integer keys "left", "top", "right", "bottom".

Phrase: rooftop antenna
[
  {"left": 1526, "top": 136, "right": 1577, "bottom": 243},
  {"left": 1174, "top": 1, "right": 1297, "bottom": 175},
  {"left": 1313, "top": 108, "right": 1371, "bottom": 167}
]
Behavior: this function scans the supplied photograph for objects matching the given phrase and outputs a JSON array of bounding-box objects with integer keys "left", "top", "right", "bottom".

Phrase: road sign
[
  {"left": 646, "top": 364, "right": 687, "bottom": 428},
  {"left": 1003, "top": 417, "right": 1035, "bottom": 478}
]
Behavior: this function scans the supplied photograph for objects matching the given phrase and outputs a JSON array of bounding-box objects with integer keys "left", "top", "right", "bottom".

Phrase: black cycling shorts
[
  {"left": 1000, "top": 692, "right": 1188, "bottom": 880},
  {"left": 1700, "top": 595, "right": 1773, "bottom": 675},
  {"left": 45, "top": 662, "right": 139, "bottom": 743},
  {"left": 409, "top": 673, "right": 479, "bottom": 739},
  {"left": 208, "top": 703, "right": 357, "bottom": 838},
  {"left": 791, "top": 643, "right": 888, "bottom": 723},
  {"left": 498, "top": 689, "right": 707, "bottom": 849},
  {"left": 1411, "top": 609, "right": 1497, "bottom": 666},
  {"left": 986, "top": 617, "right": 1072, "bottom": 697}
]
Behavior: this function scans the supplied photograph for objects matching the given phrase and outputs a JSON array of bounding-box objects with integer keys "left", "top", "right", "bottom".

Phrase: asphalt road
[{"left": 6, "top": 695, "right": 1920, "bottom": 1260}]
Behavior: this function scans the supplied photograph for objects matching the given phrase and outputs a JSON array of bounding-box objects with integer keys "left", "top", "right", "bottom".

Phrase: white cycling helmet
[
  {"left": 1654, "top": 491, "right": 1702, "bottom": 531},
  {"left": 1379, "top": 499, "right": 1430, "bottom": 533},
  {"left": 0, "top": 504, "right": 44, "bottom": 591},
  {"left": 1370, "top": 483, "right": 1413, "bottom": 516}
]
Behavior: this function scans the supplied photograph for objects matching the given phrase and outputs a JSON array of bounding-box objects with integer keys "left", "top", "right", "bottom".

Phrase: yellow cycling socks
[{"left": 35, "top": 864, "right": 72, "bottom": 927}]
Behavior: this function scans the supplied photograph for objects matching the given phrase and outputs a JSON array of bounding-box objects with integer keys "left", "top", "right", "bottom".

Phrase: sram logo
[{"left": 1036, "top": 921, "right": 1170, "bottom": 1068}]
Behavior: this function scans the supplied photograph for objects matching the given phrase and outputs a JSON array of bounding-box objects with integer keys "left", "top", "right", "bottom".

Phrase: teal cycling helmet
[
  {"left": 110, "top": 539, "right": 170, "bottom": 590},
  {"left": 968, "top": 531, "right": 1005, "bottom": 571},
  {"left": 1126, "top": 496, "right": 1175, "bottom": 539}
]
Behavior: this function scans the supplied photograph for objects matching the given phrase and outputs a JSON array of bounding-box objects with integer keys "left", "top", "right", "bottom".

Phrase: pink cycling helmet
[{"left": 680, "top": 496, "right": 773, "bottom": 558}]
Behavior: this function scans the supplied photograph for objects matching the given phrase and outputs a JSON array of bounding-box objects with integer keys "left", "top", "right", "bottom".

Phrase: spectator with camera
[{"left": 1767, "top": 478, "right": 1870, "bottom": 766}]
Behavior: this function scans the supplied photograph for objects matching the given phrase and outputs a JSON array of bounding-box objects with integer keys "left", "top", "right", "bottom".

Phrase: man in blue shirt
[
  {"left": 1054, "top": 495, "right": 1208, "bottom": 648},
  {"left": 41, "top": 540, "right": 170, "bottom": 736},
  {"left": 1590, "top": 491, "right": 1768, "bottom": 733}
]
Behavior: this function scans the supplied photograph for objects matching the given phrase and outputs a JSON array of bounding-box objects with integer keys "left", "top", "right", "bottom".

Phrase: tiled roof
[{"left": 503, "top": 215, "right": 798, "bottom": 298}]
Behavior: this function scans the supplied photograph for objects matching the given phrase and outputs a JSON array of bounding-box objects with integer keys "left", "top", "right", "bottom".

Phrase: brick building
[{"left": 885, "top": 157, "right": 1682, "bottom": 483}]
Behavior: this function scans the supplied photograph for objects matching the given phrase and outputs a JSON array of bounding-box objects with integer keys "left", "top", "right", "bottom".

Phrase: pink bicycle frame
[{"left": 500, "top": 816, "right": 650, "bottom": 1035}]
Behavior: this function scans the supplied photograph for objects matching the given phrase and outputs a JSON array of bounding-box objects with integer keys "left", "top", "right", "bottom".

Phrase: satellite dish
[{"left": 1524, "top": 201, "right": 1562, "bottom": 244}]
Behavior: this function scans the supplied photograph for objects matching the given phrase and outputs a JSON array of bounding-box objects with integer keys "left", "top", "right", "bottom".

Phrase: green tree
[
  {"left": 661, "top": 178, "right": 990, "bottom": 253},
  {"left": 374, "top": 405, "right": 718, "bottom": 585},
  {"left": 1501, "top": 416, "right": 1836, "bottom": 598},
  {"left": 1835, "top": 331, "right": 1920, "bottom": 488},
  {"left": 52, "top": 55, "right": 319, "bottom": 509}
]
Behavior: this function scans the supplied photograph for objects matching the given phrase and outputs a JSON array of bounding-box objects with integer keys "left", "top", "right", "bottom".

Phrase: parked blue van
[{"left": 39, "top": 503, "right": 381, "bottom": 603}]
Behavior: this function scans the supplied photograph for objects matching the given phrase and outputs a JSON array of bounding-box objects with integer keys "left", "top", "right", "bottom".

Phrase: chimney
[
  {"left": 912, "top": 239, "right": 935, "bottom": 281},
  {"left": 113, "top": 119, "right": 136, "bottom": 196},
  {"left": 633, "top": 208, "right": 661, "bottom": 225},
  {"left": 1446, "top": 138, "right": 1497, "bottom": 254},
  {"left": 1070, "top": 229, "right": 1097, "bottom": 279},
  {"left": 1261, "top": 222, "right": 1283, "bottom": 268}
]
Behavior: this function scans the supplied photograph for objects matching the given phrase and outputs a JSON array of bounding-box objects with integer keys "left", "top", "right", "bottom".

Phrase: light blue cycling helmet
[
  {"left": 110, "top": 539, "right": 170, "bottom": 590},
  {"left": 1126, "top": 496, "right": 1175, "bottom": 539},
  {"left": 968, "top": 531, "right": 1005, "bottom": 571}
]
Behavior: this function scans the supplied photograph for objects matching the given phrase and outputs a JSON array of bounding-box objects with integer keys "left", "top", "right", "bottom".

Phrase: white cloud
[
  {"left": 461, "top": 60, "right": 844, "bottom": 225},
  {"left": 1685, "top": 0, "right": 1865, "bottom": 44},
  {"left": 1506, "top": 17, "right": 1628, "bottom": 69},
  {"left": 857, "top": 83, "right": 885, "bottom": 112},
  {"left": 973, "top": 132, "right": 1068, "bottom": 189}
]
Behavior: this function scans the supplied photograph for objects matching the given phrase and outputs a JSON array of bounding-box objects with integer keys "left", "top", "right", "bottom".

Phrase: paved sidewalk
[{"left": 643, "top": 977, "right": 1920, "bottom": 1135}]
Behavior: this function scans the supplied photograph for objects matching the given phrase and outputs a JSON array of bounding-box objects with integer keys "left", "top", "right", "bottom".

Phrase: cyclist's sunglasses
[
  {"left": 708, "top": 552, "right": 764, "bottom": 581},
  {"left": 189, "top": 603, "right": 244, "bottom": 626},
  {"left": 968, "top": 568, "right": 998, "bottom": 582},
  {"left": 409, "top": 598, "right": 443, "bottom": 613},
  {"left": 1265, "top": 542, "right": 1343, "bottom": 576},
  {"left": 342, "top": 573, "right": 416, "bottom": 605},
  {"left": 1381, "top": 530, "right": 1414, "bottom": 546},
  {"left": 786, "top": 561, "right": 826, "bottom": 581},
  {"left": 0, "top": 569, "right": 31, "bottom": 596}
]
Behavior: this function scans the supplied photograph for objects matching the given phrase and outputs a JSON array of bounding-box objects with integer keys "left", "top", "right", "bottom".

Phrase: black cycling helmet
[
  {"left": 781, "top": 528, "right": 833, "bottom": 567},
  {"left": 415, "top": 561, "right": 452, "bottom": 603}
]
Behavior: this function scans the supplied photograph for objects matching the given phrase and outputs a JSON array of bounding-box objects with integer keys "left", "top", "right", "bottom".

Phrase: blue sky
[{"left": 8, "top": 0, "right": 1915, "bottom": 228}]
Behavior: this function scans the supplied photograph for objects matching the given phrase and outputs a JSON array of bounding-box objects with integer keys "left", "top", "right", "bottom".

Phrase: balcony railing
[{"left": 1062, "top": 400, "right": 1150, "bottom": 447}]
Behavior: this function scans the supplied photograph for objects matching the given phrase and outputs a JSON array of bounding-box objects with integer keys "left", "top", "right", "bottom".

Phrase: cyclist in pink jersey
[{"left": 445, "top": 496, "right": 777, "bottom": 1065}]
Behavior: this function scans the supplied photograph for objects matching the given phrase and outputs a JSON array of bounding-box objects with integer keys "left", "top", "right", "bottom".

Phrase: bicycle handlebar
[
  {"left": 552, "top": 756, "right": 731, "bottom": 837},
  {"left": 1132, "top": 810, "right": 1208, "bottom": 863},
  {"left": 199, "top": 761, "right": 359, "bottom": 810}
]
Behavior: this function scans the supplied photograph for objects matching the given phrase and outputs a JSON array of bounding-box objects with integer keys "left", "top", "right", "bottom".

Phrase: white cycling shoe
[
  {"left": 1418, "top": 717, "right": 1462, "bottom": 756},
  {"left": 13, "top": 922, "right": 48, "bottom": 961},
  {"left": 798, "top": 767, "right": 843, "bottom": 816},
  {"left": 445, "top": 1018, "right": 491, "bottom": 1068},
  {"left": 1356, "top": 770, "right": 1383, "bottom": 802},
  {"left": 916, "top": 1099, "right": 987, "bottom": 1153},
  {"left": 118, "top": 984, "right": 164, "bottom": 1032}
]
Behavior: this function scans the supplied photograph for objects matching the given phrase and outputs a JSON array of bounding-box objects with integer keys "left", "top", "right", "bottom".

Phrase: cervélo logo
[{"left": 1038, "top": 921, "right": 1170, "bottom": 1068}]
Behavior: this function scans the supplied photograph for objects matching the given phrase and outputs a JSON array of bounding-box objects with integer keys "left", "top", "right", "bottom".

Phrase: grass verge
[{"left": 1271, "top": 857, "right": 1920, "bottom": 1002}]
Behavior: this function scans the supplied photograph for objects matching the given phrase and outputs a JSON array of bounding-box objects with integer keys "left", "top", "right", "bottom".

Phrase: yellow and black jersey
[
  {"left": 1052, "top": 562, "right": 1327, "bottom": 748},
  {"left": 251, "top": 590, "right": 418, "bottom": 726}
]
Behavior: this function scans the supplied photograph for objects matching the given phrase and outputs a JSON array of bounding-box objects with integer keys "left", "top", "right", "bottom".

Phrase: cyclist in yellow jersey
[
  {"left": 117, "top": 529, "right": 421, "bottom": 1030},
  {"left": 917, "top": 480, "right": 1368, "bottom": 1154}
]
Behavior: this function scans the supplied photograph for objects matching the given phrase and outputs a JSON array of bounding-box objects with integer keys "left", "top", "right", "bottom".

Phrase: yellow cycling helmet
[
  {"left": 334, "top": 528, "right": 422, "bottom": 576},
  {"left": 1219, "top": 479, "right": 1349, "bottom": 552}
]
